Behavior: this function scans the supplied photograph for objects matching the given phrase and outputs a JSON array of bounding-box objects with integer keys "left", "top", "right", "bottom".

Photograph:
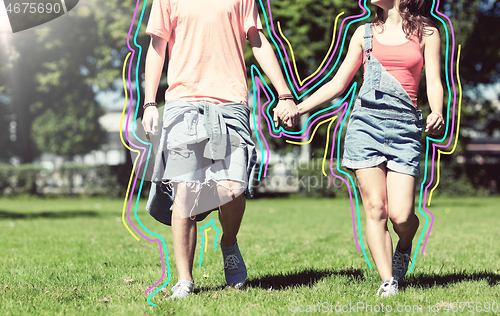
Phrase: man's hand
[
  {"left": 425, "top": 112, "right": 444, "bottom": 135},
  {"left": 142, "top": 106, "right": 159, "bottom": 136},
  {"left": 273, "top": 99, "right": 299, "bottom": 128}
]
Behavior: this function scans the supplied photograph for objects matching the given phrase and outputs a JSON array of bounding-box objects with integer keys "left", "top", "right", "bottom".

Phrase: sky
[{"left": 0, "top": 1, "right": 9, "bottom": 33}]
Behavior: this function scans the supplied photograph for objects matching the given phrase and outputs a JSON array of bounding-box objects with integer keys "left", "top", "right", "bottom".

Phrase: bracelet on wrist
[
  {"left": 278, "top": 94, "right": 294, "bottom": 101},
  {"left": 143, "top": 102, "right": 157, "bottom": 110}
]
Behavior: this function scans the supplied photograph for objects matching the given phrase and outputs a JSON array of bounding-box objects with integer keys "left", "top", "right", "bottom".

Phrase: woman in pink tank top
[{"left": 288, "top": 0, "right": 446, "bottom": 297}]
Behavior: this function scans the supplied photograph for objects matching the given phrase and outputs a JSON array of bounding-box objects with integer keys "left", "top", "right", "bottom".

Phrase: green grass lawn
[{"left": 0, "top": 196, "right": 499, "bottom": 315}]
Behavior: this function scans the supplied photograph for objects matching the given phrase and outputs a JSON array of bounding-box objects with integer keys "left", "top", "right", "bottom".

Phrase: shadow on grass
[
  {"left": 403, "top": 271, "right": 500, "bottom": 289},
  {"left": 193, "top": 267, "right": 364, "bottom": 294},
  {"left": 0, "top": 210, "right": 100, "bottom": 219}
]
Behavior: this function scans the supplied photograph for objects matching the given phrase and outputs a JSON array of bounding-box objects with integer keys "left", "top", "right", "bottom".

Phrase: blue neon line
[
  {"left": 130, "top": 0, "right": 170, "bottom": 305},
  {"left": 411, "top": 0, "right": 453, "bottom": 273}
]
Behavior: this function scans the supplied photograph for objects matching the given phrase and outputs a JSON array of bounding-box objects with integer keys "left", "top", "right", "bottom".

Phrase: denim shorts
[{"left": 342, "top": 99, "right": 423, "bottom": 177}]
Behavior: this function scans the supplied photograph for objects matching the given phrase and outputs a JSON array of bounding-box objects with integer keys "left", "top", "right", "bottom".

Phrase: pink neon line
[
  {"left": 256, "top": 77, "right": 345, "bottom": 141},
  {"left": 125, "top": 1, "right": 165, "bottom": 295},
  {"left": 265, "top": 0, "right": 367, "bottom": 91},
  {"left": 255, "top": 78, "right": 271, "bottom": 177},
  {"left": 421, "top": 3, "right": 457, "bottom": 253},
  {"left": 327, "top": 104, "right": 361, "bottom": 252},
  {"left": 259, "top": 82, "right": 270, "bottom": 175},
  {"left": 125, "top": 54, "right": 164, "bottom": 295},
  {"left": 264, "top": 106, "right": 345, "bottom": 140},
  {"left": 256, "top": 83, "right": 357, "bottom": 252}
]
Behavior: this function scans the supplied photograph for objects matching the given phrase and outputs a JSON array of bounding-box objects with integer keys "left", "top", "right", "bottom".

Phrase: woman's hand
[
  {"left": 425, "top": 112, "right": 444, "bottom": 135},
  {"left": 274, "top": 99, "right": 299, "bottom": 128}
]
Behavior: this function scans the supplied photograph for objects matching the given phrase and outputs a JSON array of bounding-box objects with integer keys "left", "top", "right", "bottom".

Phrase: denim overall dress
[{"left": 342, "top": 23, "right": 423, "bottom": 177}]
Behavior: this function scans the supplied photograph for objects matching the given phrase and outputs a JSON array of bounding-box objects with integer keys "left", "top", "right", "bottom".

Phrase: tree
[
  {"left": 451, "top": 0, "right": 500, "bottom": 85},
  {"left": 31, "top": 85, "right": 106, "bottom": 157},
  {"left": 1, "top": 0, "right": 497, "bottom": 163},
  {"left": 253, "top": 0, "right": 500, "bottom": 156},
  {"left": 248, "top": 0, "right": 367, "bottom": 155},
  {"left": 0, "top": 44, "right": 16, "bottom": 160},
  {"left": 0, "top": 0, "right": 152, "bottom": 161}
]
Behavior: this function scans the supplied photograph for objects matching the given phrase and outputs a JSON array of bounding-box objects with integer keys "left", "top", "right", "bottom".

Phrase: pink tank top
[{"left": 364, "top": 30, "right": 424, "bottom": 108}]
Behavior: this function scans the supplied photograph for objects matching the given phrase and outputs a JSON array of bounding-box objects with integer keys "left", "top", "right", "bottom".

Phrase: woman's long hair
[{"left": 373, "top": 0, "right": 437, "bottom": 40}]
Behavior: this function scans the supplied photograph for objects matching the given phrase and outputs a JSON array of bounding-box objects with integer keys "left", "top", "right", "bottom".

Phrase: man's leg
[
  {"left": 169, "top": 183, "right": 197, "bottom": 298},
  {"left": 217, "top": 180, "right": 247, "bottom": 288},
  {"left": 171, "top": 206, "right": 197, "bottom": 281},
  {"left": 217, "top": 180, "right": 246, "bottom": 247}
]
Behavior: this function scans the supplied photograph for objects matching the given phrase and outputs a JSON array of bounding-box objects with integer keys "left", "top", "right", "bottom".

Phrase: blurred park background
[
  {"left": 0, "top": 0, "right": 499, "bottom": 198},
  {"left": 1, "top": 1, "right": 500, "bottom": 314}
]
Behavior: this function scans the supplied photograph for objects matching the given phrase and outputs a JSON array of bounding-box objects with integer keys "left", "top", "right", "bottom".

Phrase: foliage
[
  {"left": 421, "top": 159, "right": 487, "bottom": 197},
  {"left": 0, "top": 0, "right": 152, "bottom": 161},
  {"left": 0, "top": 29, "right": 17, "bottom": 159},
  {"left": 0, "top": 163, "right": 44, "bottom": 195},
  {"left": 251, "top": 0, "right": 364, "bottom": 153},
  {"left": 252, "top": 0, "right": 363, "bottom": 81},
  {"left": 460, "top": 96, "right": 500, "bottom": 140},
  {"left": 295, "top": 159, "right": 350, "bottom": 198},
  {"left": 58, "top": 163, "right": 142, "bottom": 198},
  {"left": 31, "top": 88, "right": 107, "bottom": 156},
  {"left": 453, "top": 0, "right": 500, "bottom": 85},
  {"left": 1, "top": 0, "right": 498, "bottom": 197},
  {"left": 0, "top": 103, "right": 16, "bottom": 160},
  {"left": 0, "top": 164, "right": 13, "bottom": 193},
  {"left": 0, "top": 163, "right": 139, "bottom": 198}
]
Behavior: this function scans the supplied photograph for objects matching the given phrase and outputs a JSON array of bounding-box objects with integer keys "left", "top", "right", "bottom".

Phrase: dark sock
[{"left": 398, "top": 242, "right": 412, "bottom": 253}]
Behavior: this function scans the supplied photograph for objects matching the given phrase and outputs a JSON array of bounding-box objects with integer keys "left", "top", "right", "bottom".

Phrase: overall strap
[{"left": 363, "top": 23, "right": 373, "bottom": 52}]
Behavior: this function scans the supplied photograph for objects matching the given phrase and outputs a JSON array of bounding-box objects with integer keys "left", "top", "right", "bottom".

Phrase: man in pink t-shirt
[{"left": 142, "top": 0, "right": 298, "bottom": 299}]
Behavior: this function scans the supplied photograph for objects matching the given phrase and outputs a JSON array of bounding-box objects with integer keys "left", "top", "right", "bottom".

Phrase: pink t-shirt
[{"left": 146, "top": 0, "right": 263, "bottom": 105}]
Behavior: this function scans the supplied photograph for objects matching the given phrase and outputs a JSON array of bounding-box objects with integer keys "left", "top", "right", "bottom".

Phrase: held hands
[
  {"left": 142, "top": 106, "right": 159, "bottom": 136},
  {"left": 273, "top": 99, "right": 299, "bottom": 128},
  {"left": 425, "top": 112, "right": 445, "bottom": 135}
]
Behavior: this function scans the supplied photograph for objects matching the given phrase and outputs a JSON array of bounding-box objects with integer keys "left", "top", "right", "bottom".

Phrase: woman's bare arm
[
  {"left": 423, "top": 27, "right": 444, "bottom": 135},
  {"left": 297, "top": 25, "right": 365, "bottom": 115}
]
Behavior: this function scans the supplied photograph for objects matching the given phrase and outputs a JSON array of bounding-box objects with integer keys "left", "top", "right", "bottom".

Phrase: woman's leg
[
  {"left": 386, "top": 170, "right": 419, "bottom": 251},
  {"left": 356, "top": 164, "right": 393, "bottom": 281}
]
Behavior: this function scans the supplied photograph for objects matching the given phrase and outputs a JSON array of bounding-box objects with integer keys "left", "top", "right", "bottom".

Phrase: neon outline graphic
[
  {"left": 199, "top": 219, "right": 221, "bottom": 268},
  {"left": 321, "top": 117, "right": 337, "bottom": 177},
  {"left": 253, "top": 0, "right": 372, "bottom": 266},
  {"left": 410, "top": 0, "right": 459, "bottom": 273},
  {"left": 252, "top": 0, "right": 460, "bottom": 274},
  {"left": 252, "top": 61, "right": 372, "bottom": 266},
  {"left": 119, "top": 0, "right": 460, "bottom": 305},
  {"left": 119, "top": 52, "right": 140, "bottom": 242},
  {"left": 427, "top": 45, "right": 463, "bottom": 206},
  {"left": 286, "top": 116, "right": 338, "bottom": 145},
  {"left": 258, "top": 0, "right": 370, "bottom": 99},
  {"left": 120, "top": 0, "right": 171, "bottom": 306},
  {"left": 277, "top": 11, "right": 345, "bottom": 86}
]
